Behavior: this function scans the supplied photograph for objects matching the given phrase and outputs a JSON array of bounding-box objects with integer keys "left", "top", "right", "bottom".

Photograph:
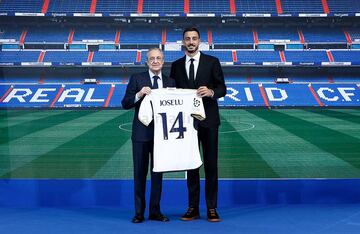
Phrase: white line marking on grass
[
  {"left": 119, "top": 122, "right": 132, "bottom": 132},
  {"left": 220, "top": 121, "right": 255, "bottom": 134}
]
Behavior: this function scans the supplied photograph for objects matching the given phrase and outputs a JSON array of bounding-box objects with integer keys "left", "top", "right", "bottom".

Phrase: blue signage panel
[
  {"left": 51, "top": 84, "right": 112, "bottom": 108},
  {"left": 218, "top": 84, "right": 265, "bottom": 107},
  {"left": 1, "top": 83, "right": 359, "bottom": 108},
  {"left": 0, "top": 84, "right": 61, "bottom": 108},
  {"left": 311, "top": 84, "right": 360, "bottom": 106},
  {"left": 110, "top": 84, "right": 127, "bottom": 107},
  {"left": 261, "top": 84, "right": 318, "bottom": 107}
]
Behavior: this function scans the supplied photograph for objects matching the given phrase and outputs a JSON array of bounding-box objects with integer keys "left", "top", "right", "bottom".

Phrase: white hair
[{"left": 146, "top": 47, "right": 164, "bottom": 60}]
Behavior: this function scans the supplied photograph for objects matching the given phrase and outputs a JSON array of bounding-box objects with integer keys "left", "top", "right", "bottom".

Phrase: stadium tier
[
  {"left": 0, "top": 0, "right": 359, "bottom": 108},
  {"left": 1, "top": 25, "right": 358, "bottom": 44},
  {"left": 1, "top": 0, "right": 360, "bottom": 16},
  {"left": 2, "top": 2, "right": 360, "bottom": 226},
  {"left": 1, "top": 50, "right": 360, "bottom": 66}
]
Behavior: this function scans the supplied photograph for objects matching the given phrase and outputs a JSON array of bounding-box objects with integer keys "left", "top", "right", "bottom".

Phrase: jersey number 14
[{"left": 158, "top": 112, "right": 187, "bottom": 140}]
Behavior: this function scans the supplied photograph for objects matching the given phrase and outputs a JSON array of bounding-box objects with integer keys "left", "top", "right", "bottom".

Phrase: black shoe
[
  {"left": 207, "top": 208, "right": 221, "bottom": 222},
  {"left": 149, "top": 214, "right": 169, "bottom": 222},
  {"left": 181, "top": 207, "right": 200, "bottom": 221},
  {"left": 131, "top": 215, "right": 145, "bottom": 223}
]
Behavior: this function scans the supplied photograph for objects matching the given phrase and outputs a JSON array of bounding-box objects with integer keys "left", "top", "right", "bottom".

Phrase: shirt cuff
[
  {"left": 210, "top": 89, "right": 215, "bottom": 98},
  {"left": 134, "top": 93, "right": 141, "bottom": 103}
]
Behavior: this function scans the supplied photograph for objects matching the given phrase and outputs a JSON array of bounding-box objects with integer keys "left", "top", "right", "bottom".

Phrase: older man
[{"left": 122, "top": 48, "right": 175, "bottom": 223}]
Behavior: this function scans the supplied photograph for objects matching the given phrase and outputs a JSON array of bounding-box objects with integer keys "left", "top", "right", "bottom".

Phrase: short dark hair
[{"left": 183, "top": 27, "right": 200, "bottom": 39}]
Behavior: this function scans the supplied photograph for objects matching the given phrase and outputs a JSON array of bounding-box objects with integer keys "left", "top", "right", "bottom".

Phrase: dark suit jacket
[
  {"left": 170, "top": 52, "right": 226, "bottom": 127},
  {"left": 121, "top": 71, "right": 175, "bottom": 142}
]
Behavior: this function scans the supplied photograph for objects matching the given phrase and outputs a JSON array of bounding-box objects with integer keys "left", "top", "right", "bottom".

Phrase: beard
[{"left": 185, "top": 44, "right": 199, "bottom": 53}]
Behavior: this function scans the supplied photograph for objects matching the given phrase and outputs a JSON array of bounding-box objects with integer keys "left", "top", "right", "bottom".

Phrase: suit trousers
[
  {"left": 187, "top": 125, "right": 219, "bottom": 209},
  {"left": 132, "top": 141, "right": 163, "bottom": 216}
]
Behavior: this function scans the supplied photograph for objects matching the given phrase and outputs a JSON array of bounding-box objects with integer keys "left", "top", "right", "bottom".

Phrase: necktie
[
  {"left": 189, "top": 58, "right": 195, "bottom": 89},
  {"left": 152, "top": 75, "right": 159, "bottom": 89}
]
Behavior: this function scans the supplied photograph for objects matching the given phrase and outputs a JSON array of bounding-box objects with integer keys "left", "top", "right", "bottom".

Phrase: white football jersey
[{"left": 138, "top": 88, "right": 206, "bottom": 172}]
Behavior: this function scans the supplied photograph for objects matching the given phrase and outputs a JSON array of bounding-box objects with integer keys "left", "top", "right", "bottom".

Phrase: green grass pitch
[{"left": 0, "top": 108, "right": 359, "bottom": 179}]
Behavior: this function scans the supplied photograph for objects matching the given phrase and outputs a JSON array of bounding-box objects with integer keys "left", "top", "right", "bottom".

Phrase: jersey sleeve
[
  {"left": 191, "top": 96, "right": 206, "bottom": 121},
  {"left": 138, "top": 94, "right": 153, "bottom": 126}
]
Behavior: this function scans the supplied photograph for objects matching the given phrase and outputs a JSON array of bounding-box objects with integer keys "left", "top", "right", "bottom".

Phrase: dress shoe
[
  {"left": 181, "top": 207, "right": 200, "bottom": 221},
  {"left": 149, "top": 214, "right": 169, "bottom": 222},
  {"left": 207, "top": 208, "right": 221, "bottom": 222},
  {"left": 131, "top": 215, "right": 145, "bottom": 223}
]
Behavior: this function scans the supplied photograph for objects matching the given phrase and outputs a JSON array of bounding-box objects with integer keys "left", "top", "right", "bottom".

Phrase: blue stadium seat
[
  {"left": 284, "top": 51, "right": 328, "bottom": 63},
  {"left": 165, "top": 27, "right": 183, "bottom": 42},
  {"left": 257, "top": 27, "right": 299, "bottom": 42},
  {"left": 26, "top": 26, "right": 69, "bottom": 43},
  {"left": 0, "top": 25, "right": 355, "bottom": 46},
  {"left": 0, "top": 26, "right": 22, "bottom": 42},
  {"left": 2, "top": 0, "right": 360, "bottom": 15},
  {"left": 248, "top": 76, "right": 274, "bottom": 83},
  {"left": 281, "top": 0, "right": 324, "bottom": 14},
  {"left": 190, "top": 0, "right": 230, "bottom": 14},
  {"left": 162, "top": 51, "right": 184, "bottom": 63},
  {"left": 347, "top": 27, "right": 360, "bottom": 42},
  {"left": 166, "top": 27, "right": 208, "bottom": 43},
  {"left": 0, "top": 0, "right": 43, "bottom": 13},
  {"left": 236, "top": 50, "right": 281, "bottom": 63},
  {"left": 120, "top": 27, "right": 162, "bottom": 44},
  {"left": 47, "top": 0, "right": 91, "bottom": 13},
  {"left": 93, "top": 51, "right": 137, "bottom": 63},
  {"left": 333, "top": 76, "right": 360, "bottom": 83},
  {"left": 0, "top": 51, "right": 40, "bottom": 63},
  {"left": 73, "top": 26, "right": 117, "bottom": 42},
  {"left": 212, "top": 27, "right": 253, "bottom": 44},
  {"left": 143, "top": 0, "right": 183, "bottom": 14},
  {"left": 206, "top": 51, "right": 233, "bottom": 63},
  {"left": 235, "top": 0, "right": 277, "bottom": 14},
  {"left": 43, "top": 51, "right": 88, "bottom": 63},
  {"left": 96, "top": 0, "right": 137, "bottom": 14},
  {"left": 327, "top": 0, "right": 360, "bottom": 14},
  {"left": 302, "top": 27, "right": 346, "bottom": 43},
  {"left": 291, "top": 76, "right": 329, "bottom": 83},
  {"left": 332, "top": 51, "right": 360, "bottom": 63}
]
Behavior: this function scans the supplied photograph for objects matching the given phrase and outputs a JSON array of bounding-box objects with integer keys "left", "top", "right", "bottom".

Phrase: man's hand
[
  {"left": 137, "top": 86, "right": 152, "bottom": 99},
  {"left": 197, "top": 86, "right": 214, "bottom": 98}
]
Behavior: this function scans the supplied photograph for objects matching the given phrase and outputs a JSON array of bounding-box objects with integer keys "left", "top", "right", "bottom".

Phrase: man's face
[
  {"left": 183, "top": 31, "right": 200, "bottom": 54},
  {"left": 147, "top": 49, "right": 164, "bottom": 74}
]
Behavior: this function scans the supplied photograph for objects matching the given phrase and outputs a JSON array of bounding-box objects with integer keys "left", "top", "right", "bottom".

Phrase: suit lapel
[
  {"left": 196, "top": 52, "right": 206, "bottom": 86},
  {"left": 146, "top": 72, "right": 170, "bottom": 88},
  {"left": 162, "top": 74, "right": 169, "bottom": 88},
  {"left": 180, "top": 56, "right": 187, "bottom": 79},
  {"left": 180, "top": 56, "right": 195, "bottom": 88},
  {"left": 144, "top": 72, "right": 152, "bottom": 88}
]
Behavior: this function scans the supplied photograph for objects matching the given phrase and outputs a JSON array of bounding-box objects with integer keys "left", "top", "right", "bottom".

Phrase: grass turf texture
[{"left": 0, "top": 109, "right": 359, "bottom": 179}]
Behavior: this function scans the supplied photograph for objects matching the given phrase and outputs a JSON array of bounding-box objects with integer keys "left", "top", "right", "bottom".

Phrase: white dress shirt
[
  {"left": 185, "top": 52, "right": 201, "bottom": 81},
  {"left": 148, "top": 70, "right": 163, "bottom": 89},
  {"left": 135, "top": 70, "right": 163, "bottom": 103}
]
